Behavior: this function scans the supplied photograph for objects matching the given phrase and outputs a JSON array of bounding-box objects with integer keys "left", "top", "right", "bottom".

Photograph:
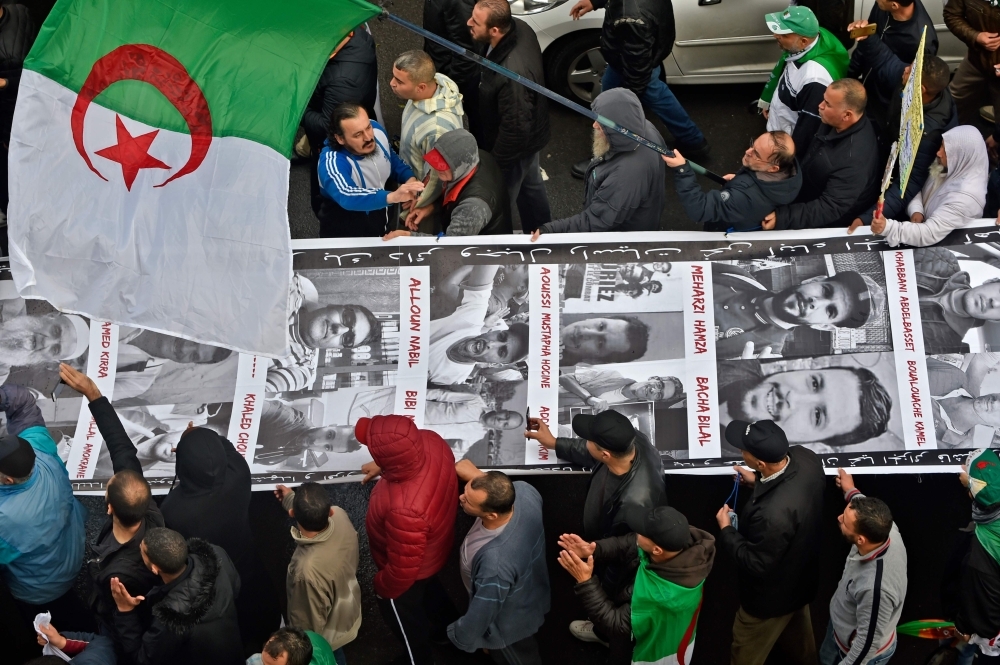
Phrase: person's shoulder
[{"left": 513, "top": 480, "right": 542, "bottom": 505}]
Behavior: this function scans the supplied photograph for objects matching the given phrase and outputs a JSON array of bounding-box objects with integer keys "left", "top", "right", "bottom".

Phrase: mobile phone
[
  {"left": 728, "top": 511, "right": 739, "bottom": 531},
  {"left": 849, "top": 23, "right": 877, "bottom": 39}
]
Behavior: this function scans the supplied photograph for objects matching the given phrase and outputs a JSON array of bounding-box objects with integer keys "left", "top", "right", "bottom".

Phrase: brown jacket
[
  {"left": 944, "top": 0, "right": 1000, "bottom": 74},
  {"left": 282, "top": 493, "right": 362, "bottom": 650}
]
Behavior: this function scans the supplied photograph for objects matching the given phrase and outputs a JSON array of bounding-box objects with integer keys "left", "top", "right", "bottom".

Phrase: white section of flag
[{"left": 8, "top": 70, "right": 292, "bottom": 357}]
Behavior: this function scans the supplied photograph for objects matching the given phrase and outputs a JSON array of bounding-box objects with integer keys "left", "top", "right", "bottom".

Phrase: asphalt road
[{"left": 286, "top": 1, "right": 768, "bottom": 240}]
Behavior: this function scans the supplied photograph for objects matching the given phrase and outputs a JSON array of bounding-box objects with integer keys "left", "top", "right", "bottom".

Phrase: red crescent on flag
[{"left": 71, "top": 44, "right": 212, "bottom": 188}]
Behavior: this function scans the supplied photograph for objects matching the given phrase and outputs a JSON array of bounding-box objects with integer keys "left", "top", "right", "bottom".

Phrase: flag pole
[
  {"left": 380, "top": 9, "right": 727, "bottom": 185},
  {"left": 875, "top": 141, "right": 898, "bottom": 220}
]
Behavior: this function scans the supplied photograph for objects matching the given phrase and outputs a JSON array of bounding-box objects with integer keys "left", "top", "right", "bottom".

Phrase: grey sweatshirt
[{"left": 828, "top": 489, "right": 908, "bottom": 665}]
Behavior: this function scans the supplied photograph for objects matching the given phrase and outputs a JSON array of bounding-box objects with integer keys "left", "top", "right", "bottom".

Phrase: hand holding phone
[{"left": 848, "top": 22, "right": 877, "bottom": 40}]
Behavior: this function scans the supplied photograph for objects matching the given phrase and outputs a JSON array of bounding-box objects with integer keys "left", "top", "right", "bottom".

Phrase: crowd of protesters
[
  {"left": 6, "top": 363, "right": 1000, "bottom": 665},
  {"left": 283, "top": 0, "right": 1000, "bottom": 247}
]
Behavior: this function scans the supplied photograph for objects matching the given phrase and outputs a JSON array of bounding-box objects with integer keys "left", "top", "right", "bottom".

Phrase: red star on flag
[{"left": 95, "top": 115, "right": 171, "bottom": 190}]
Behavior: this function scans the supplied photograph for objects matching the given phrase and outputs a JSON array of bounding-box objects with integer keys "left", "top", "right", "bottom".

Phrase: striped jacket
[
  {"left": 399, "top": 73, "right": 465, "bottom": 179},
  {"left": 829, "top": 490, "right": 908, "bottom": 665},
  {"left": 317, "top": 121, "right": 415, "bottom": 212}
]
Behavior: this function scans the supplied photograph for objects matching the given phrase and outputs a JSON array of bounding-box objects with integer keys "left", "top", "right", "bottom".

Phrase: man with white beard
[
  {"left": 0, "top": 308, "right": 89, "bottom": 382},
  {"left": 531, "top": 88, "right": 665, "bottom": 238},
  {"left": 862, "top": 125, "right": 988, "bottom": 246}
]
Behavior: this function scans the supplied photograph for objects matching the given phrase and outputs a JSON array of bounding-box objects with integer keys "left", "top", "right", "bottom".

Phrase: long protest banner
[{"left": 3, "top": 224, "right": 999, "bottom": 494}]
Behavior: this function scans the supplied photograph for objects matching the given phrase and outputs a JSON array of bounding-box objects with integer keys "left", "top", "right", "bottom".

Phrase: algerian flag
[{"left": 8, "top": 0, "right": 379, "bottom": 356}]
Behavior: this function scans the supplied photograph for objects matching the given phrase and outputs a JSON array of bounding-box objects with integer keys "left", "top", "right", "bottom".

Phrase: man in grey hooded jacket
[{"left": 531, "top": 88, "right": 665, "bottom": 238}]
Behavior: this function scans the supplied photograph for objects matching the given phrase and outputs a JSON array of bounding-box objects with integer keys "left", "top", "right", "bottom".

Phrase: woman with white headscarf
[{"left": 873, "top": 125, "right": 988, "bottom": 247}]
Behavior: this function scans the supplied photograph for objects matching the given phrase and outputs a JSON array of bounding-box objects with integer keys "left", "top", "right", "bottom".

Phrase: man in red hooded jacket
[{"left": 355, "top": 415, "right": 460, "bottom": 665}]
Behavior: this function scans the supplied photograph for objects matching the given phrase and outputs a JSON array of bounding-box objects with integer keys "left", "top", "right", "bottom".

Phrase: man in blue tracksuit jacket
[
  {"left": 0, "top": 383, "right": 88, "bottom": 628},
  {"left": 317, "top": 102, "right": 424, "bottom": 238}
]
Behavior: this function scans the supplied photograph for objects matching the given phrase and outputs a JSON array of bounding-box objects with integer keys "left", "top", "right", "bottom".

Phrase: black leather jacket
[
  {"left": 554, "top": 430, "right": 667, "bottom": 541},
  {"left": 475, "top": 18, "right": 550, "bottom": 168},
  {"left": 593, "top": 0, "right": 675, "bottom": 94}
]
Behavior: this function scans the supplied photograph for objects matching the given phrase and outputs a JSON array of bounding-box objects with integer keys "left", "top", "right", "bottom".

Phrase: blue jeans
[
  {"left": 334, "top": 647, "right": 347, "bottom": 665},
  {"left": 819, "top": 622, "right": 896, "bottom": 665},
  {"left": 601, "top": 65, "right": 704, "bottom": 147}
]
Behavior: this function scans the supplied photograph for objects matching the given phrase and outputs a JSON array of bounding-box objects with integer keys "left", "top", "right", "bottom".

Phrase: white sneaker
[{"left": 569, "top": 620, "right": 609, "bottom": 647}]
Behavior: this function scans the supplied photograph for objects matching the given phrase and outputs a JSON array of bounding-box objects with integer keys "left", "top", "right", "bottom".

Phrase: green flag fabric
[{"left": 630, "top": 550, "right": 704, "bottom": 665}]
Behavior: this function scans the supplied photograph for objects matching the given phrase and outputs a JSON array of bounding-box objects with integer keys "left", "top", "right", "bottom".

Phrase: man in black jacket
[
  {"left": 665, "top": 130, "right": 801, "bottom": 233},
  {"left": 424, "top": 0, "right": 479, "bottom": 134},
  {"left": 298, "top": 28, "right": 378, "bottom": 216},
  {"left": 765, "top": 78, "right": 880, "bottom": 230},
  {"left": 716, "top": 419, "right": 826, "bottom": 665},
  {"left": 58, "top": 364, "right": 164, "bottom": 648},
  {"left": 846, "top": 0, "right": 938, "bottom": 129},
  {"left": 526, "top": 410, "right": 667, "bottom": 654},
  {"left": 556, "top": 507, "right": 715, "bottom": 665},
  {"left": 0, "top": 4, "right": 34, "bottom": 215},
  {"left": 567, "top": 0, "right": 705, "bottom": 179},
  {"left": 468, "top": 0, "right": 551, "bottom": 233},
  {"left": 112, "top": 528, "right": 243, "bottom": 665}
]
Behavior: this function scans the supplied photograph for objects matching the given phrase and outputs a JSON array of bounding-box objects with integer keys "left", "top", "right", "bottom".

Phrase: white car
[{"left": 509, "top": 0, "right": 965, "bottom": 104}]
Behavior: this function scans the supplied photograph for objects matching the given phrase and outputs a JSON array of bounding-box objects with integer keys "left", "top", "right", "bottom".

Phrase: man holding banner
[{"left": 872, "top": 125, "right": 988, "bottom": 246}]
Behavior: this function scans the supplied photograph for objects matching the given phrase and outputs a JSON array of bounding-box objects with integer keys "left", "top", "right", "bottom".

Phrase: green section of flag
[{"left": 27, "top": 0, "right": 380, "bottom": 155}]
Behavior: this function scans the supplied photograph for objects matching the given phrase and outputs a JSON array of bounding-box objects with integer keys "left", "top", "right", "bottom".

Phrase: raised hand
[
  {"left": 557, "top": 549, "right": 595, "bottom": 583},
  {"left": 110, "top": 576, "right": 145, "bottom": 613},
  {"left": 59, "top": 363, "right": 101, "bottom": 401},
  {"left": 558, "top": 533, "right": 596, "bottom": 559}
]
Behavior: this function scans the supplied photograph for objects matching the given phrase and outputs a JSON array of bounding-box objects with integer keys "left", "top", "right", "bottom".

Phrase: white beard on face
[
  {"left": 928, "top": 157, "right": 946, "bottom": 181},
  {"left": 0, "top": 314, "right": 57, "bottom": 366},
  {"left": 593, "top": 127, "right": 611, "bottom": 159}
]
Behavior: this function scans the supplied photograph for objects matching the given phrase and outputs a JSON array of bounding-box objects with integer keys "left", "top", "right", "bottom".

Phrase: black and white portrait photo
[
  {"left": 712, "top": 254, "right": 889, "bottom": 360},
  {"left": 926, "top": 352, "right": 1000, "bottom": 449},
  {"left": 560, "top": 312, "right": 684, "bottom": 366},
  {"left": 429, "top": 264, "right": 530, "bottom": 387},
  {"left": 266, "top": 266, "right": 402, "bottom": 396},
  {"left": 717, "top": 352, "right": 902, "bottom": 455},
  {"left": 913, "top": 243, "right": 1000, "bottom": 355},
  {"left": 560, "top": 262, "right": 682, "bottom": 313},
  {"left": 557, "top": 360, "right": 688, "bottom": 461},
  {"left": 424, "top": 378, "right": 527, "bottom": 465}
]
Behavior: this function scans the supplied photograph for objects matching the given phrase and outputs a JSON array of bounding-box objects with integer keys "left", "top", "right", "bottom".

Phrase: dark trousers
[
  {"left": 14, "top": 588, "right": 96, "bottom": 634},
  {"left": 318, "top": 199, "right": 395, "bottom": 238},
  {"left": 590, "top": 623, "right": 635, "bottom": 665},
  {"left": 489, "top": 634, "right": 544, "bottom": 665},
  {"left": 730, "top": 604, "right": 817, "bottom": 665},
  {"left": 502, "top": 152, "right": 550, "bottom": 234},
  {"left": 376, "top": 576, "right": 459, "bottom": 665}
]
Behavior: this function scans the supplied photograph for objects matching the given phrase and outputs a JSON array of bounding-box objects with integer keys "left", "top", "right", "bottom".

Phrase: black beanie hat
[{"left": 0, "top": 434, "right": 36, "bottom": 478}]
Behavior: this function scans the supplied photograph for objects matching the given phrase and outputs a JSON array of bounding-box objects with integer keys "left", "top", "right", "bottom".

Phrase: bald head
[{"left": 107, "top": 469, "right": 151, "bottom": 528}]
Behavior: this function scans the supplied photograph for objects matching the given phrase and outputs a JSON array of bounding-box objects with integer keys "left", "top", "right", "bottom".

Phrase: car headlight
[{"left": 508, "top": 0, "right": 570, "bottom": 15}]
